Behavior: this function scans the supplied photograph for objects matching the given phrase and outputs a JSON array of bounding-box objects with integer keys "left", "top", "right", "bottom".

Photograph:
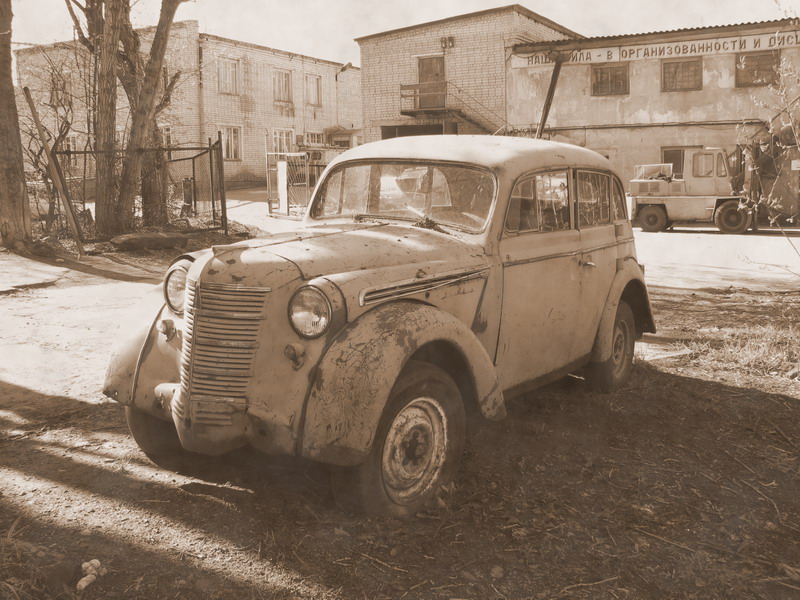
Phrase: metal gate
[{"left": 266, "top": 151, "right": 310, "bottom": 214}]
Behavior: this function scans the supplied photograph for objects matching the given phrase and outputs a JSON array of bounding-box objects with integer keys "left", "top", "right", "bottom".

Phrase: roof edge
[
  {"left": 355, "top": 4, "right": 583, "bottom": 43},
  {"left": 513, "top": 17, "right": 800, "bottom": 52},
  {"left": 199, "top": 33, "right": 360, "bottom": 69}
]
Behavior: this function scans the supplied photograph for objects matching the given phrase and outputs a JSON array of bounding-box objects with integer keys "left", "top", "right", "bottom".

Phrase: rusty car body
[{"left": 105, "top": 135, "right": 655, "bottom": 515}]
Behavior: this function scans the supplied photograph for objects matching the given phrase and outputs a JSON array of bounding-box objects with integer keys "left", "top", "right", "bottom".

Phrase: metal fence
[{"left": 29, "top": 139, "right": 226, "bottom": 239}]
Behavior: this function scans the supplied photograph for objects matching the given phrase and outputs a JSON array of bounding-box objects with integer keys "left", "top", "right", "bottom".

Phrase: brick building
[
  {"left": 357, "top": 5, "right": 799, "bottom": 191},
  {"left": 16, "top": 20, "right": 362, "bottom": 187},
  {"left": 356, "top": 5, "right": 581, "bottom": 141}
]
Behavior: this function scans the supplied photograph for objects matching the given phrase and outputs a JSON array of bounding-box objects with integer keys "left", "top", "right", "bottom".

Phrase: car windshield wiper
[{"left": 412, "top": 215, "right": 449, "bottom": 234}]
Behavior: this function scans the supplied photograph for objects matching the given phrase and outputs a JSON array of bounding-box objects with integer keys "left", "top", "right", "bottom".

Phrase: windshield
[{"left": 310, "top": 161, "right": 495, "bottom": 232}]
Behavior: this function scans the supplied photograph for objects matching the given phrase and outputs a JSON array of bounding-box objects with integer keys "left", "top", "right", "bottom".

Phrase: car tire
[
  {"left": 126, "top": 407, "right": 197, "bottom": 470},
  {"left": 330, "top": 360, "right": 466, "bottom": 517},
  {"left": 714, "top": 200, "right": 751, "bottom": 234},
  {"left": 637, "top": 205, "right": 668, "bottom": 232},
  {"left": 587, "top": 301, "right": 636, "bottom": 393}
]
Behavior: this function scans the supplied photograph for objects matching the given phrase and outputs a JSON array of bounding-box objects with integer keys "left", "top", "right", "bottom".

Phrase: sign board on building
[{"left": 512, "top": 31, "right": 800, "bottom": 67}]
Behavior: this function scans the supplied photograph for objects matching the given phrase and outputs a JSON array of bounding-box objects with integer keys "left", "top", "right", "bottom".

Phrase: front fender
[
  {"left": 300, "top": 301, "right": 505, "bottom": 466},
  {"left": 591, "top": 259, "right": 656, "bottom": 363},
  {"left": 103, "top": 286, "right": 165, "bottom": 407}
]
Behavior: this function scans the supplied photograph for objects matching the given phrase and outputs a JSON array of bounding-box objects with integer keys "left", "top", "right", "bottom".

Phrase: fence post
[
  {"left": 217, "top": 131, "right": 227, "bottom": 236},
  {"left": 23, "top": 86, "right": 84, "bottom": 257}
]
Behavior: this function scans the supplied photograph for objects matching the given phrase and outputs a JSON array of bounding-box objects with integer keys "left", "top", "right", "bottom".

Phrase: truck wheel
[
  {"left": 330, "top": 361, "right": 466, "bottom": 516},
  {"left": 126, "top": 407, "right": 196, "bottom": 470},
  {"left": 587, "top": 301, "right": 636, "bottom": 393},
  {"left": 637, "top": 205, "right": 668, "bottom": 232},
  {"left": 714, "top": 200, "right": 751, "bottom": 234}
]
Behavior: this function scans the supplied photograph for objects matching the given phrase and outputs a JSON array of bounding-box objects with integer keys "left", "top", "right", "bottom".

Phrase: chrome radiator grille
[{"left": 180, "top": 280, "right": 270, "bottom": 424}]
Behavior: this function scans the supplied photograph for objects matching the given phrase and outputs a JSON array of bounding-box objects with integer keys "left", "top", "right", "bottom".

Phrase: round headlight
[
  {"left": 164, "top": 262, "right": 190, "bottom": 314},
  {"left": 289, "top": 286, "right": 332, "bottom": 338}
]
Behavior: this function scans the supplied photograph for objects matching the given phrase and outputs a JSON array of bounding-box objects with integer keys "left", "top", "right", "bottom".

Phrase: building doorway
[{"left": 418, "top": 56, "right": 446, "bottom": 109}]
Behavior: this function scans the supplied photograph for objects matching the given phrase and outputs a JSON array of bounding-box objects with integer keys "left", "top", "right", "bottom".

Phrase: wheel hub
[{"left": 382, "top": 397, "right": 448, "bottom": 505}]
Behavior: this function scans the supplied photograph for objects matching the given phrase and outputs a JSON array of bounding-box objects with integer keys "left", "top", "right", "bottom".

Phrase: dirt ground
[{"left": 1, "top": 236, "right": 799, "bottom": 599}]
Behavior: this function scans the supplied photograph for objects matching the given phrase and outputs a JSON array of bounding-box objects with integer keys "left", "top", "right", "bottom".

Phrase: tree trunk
[
  {"left": 116, "top": 0, "right": 184, "bottom": 231},
  {"left": 94, "top": 0, "right": 124, "bottom": 237},
  {"left": 141, "top": 124, "right": 169, "bottom": 226},
  {"left": 0, "top": 0, "right": 32, "bottom": 250}
]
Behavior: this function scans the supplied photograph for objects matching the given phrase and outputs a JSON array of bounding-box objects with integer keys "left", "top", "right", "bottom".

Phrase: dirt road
[{"left": 1, "top": 228, "right": 798, "bottom": 599}]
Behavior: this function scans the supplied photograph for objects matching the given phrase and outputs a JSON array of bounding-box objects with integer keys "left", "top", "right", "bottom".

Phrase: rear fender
[
  {"left": 300, "top": 301, "right": 504, "bottom": 465},
  {"left": 591, "top": 260, "right": 656, "bottom": 363}
]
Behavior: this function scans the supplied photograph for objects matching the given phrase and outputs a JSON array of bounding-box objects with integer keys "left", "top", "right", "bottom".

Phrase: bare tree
[
  {"left": 0, "top": 0, "right": 32, "bottom": 250},
  {"left": 94, "top": 0, "right": 123, "bottom": 234},
  {"left": 66, "top": 0, "right": 186, "bottom": 234}
]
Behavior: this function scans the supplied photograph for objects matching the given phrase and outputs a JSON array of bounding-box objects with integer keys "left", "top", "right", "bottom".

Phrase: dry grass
[{"left": 687, "top": 323, "right": 799, "bottom": 377}]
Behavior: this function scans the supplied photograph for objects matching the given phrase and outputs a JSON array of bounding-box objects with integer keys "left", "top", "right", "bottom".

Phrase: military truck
[{"left": 629, "top": 148, "right": 751, "bottom": 234}]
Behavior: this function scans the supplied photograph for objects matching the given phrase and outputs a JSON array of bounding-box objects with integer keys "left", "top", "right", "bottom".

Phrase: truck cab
[{"left": 629, "top": 148, "right": 751, "bottom": 234}]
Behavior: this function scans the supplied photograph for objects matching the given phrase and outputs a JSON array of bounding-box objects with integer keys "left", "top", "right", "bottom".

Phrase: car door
[
  {"left": 495, "top": 170, "right": 583, "bottom": 391},
  {"left": 574, "top": 170, "right": 618, "bottom": 358}
]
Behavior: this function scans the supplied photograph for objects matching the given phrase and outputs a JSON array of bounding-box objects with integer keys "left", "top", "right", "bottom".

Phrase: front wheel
[
  {"left": 714, "top": 200, "right": 751, "bottom": 234},
  {"left": 330, "top": 361, "right": 466, "bottom": 516},
  {"left": 587, "top": 301, "right": 636, "bottom": 393},
  {"left": 126, "top": 407, "right": 198, "bottom": 471}
]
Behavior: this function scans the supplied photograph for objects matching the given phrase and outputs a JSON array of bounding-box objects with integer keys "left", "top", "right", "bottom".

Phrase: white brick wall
[
  {"left": 198, "top": 35, "right": 362, "bottom": 183},
  {"left": 16, "top": 21, "right": 363, "bottom": 186},
  {"left": 358, "top": 7, "right": 574, "bottom": 142}
]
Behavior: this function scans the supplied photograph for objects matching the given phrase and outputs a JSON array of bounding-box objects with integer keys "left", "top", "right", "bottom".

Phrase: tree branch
[
  {"left": 64, "top": 0, "right": 94, "bottom": 54},
  {"left": 154, "top": 69, "right": 180, "bottom": 115}
]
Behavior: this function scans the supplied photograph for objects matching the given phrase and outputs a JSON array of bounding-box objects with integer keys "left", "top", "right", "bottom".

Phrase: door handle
[{"left": 580, "top": 260, "right": 596, "bottom": 268}]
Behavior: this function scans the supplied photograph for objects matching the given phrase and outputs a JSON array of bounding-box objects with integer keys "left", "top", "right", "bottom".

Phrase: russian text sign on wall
[{"left": 512, "top": 31, "right": 800, "bottom": 67}]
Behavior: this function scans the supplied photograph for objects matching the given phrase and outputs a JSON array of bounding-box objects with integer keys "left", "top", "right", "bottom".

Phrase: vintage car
[{"left": 104, "top": 135, "right": 655, "bottom": 516}]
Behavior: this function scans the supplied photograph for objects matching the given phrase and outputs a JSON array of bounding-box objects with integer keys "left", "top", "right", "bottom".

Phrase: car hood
[{"left": 209, "top": 222, "right": 486, "bottom": 280}]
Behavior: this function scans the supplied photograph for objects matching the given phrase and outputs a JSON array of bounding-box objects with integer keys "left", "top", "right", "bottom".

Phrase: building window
[
  {"left": 220, "top": 126, "right": 241, "bottom": 160},
  {"left": 218, "top": 58, "right": 240, "bottom": 95},
  {"left": 305, "top": 74, "right": 322, "bottom": 106},
  {"left": 305, "top": 132, "right": 324, "bottom": 146},
  {"left": 273, "top": 69, "right": 292, "bottom": 103},
  {"left": 272, "top": 128, "right": 294, "bottom": 153},
  {"left": 662, "top": 58, "right": 702, "bottom": 91},
  {"left": 48, "top": 73, "right": 71, "bottom": 107},
  {"left": 736, "top": 51, "right": 780, "bottom": 87},
  {"left": 591, "top": 63, "right": 629, "bottom": 96},
  {"left": 61, "top": 135, "right": 79, "bottom": 168},
  {"left": 161, "top": 64, "right": 170, "bottom": 91},
  {"left": 161, "top": 126, "right": 173, "bottom": 160}
]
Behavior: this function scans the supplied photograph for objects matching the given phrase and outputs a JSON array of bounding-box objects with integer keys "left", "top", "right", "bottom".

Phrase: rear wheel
[
  {"left": 637, "top": 205, "right": 668, "bottom": 232},
  {"left": 714, "top": 200, "right": 751, "bottom": 234},
  {"left": 330, "top": 361, "right": 466, "bottom": 516},
  {"left": 587, "top": 301, "right": 636, "bottom": 393}
]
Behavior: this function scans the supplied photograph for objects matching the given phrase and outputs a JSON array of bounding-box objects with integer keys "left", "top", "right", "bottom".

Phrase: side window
[
  {"left": 693, "top": 153, "right": 715, "bottom": 177},
  {"left": 576, "top": 171, "right": 611, "bottom": 227},
  {"left": 716, "top": 153, "right": 728, "bottom": 177},
  {"left": 612, "top": 179, "right": 627, "bottom": 221},
  {"left": 537, "top": 171, "right": 570, "bottom": 232},
  {"left": 505, "top": 177, "right": 538, "bottom": 232}
]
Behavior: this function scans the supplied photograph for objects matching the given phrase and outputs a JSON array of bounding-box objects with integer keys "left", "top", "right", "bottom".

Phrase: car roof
[{"left": 328, "top": 135, "right": 613, "bottom": 175}]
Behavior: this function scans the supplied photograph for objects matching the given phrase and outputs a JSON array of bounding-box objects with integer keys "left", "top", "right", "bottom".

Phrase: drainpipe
[{"left": 535, "top": 50, "right": 566, "bottom": 139}]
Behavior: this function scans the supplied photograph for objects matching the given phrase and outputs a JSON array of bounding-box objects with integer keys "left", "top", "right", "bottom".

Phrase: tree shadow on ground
[{"left": 1, "top": 366, "right": 799, "bottom": 599}]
